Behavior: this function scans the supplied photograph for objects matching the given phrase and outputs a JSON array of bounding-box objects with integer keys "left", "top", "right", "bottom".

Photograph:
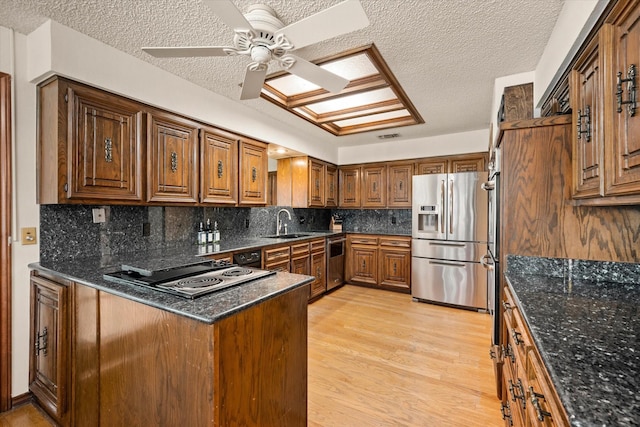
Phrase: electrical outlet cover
[{"left": 92, "top": 208, "right": 106, "bottom": 223}]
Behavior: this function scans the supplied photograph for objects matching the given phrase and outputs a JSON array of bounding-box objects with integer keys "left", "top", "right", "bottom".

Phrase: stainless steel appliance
[
  {"left": 481, "top": 149, "right": 501, "bottom": 345},
  {"left": 104, "top": 259, "right": 275, "bottom": 298},
  {"left": 327, "top": 234, "right": 346, "bottom": 290},
  {"left": 411, "top": 172, "right": 488, "bottom": 310}
]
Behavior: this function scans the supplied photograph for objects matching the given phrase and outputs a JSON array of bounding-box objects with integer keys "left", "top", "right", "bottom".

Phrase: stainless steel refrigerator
[{"left": 411, "top": 172, "right": 488, "bottom": 310}]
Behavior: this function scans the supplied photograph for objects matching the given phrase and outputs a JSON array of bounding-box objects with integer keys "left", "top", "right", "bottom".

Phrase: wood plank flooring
[
  {"left": 308, "top": 285, "right": 502, "bottom": 427},
  {"left": 2, "top": 285, "right": 501, "bottom": 426}
]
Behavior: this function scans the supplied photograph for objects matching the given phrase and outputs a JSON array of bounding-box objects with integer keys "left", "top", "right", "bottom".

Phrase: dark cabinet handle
[
  {"left": 362, "top": 260, "right": 366, "bottom": 270},
  {"left": 315, "top": 179, "right": 320, "bottom": 191},
  {"left": 251, "top": 167, "right": 257, "bottom": 182},
  {"left": 373, "top": 181, "right": 377, "bottom": 192},
  {"left": 502, "top": 301, "right": 512, "bottom": 312},
  {"left": 505, "top": 343, "right": 516, "bottom": 363},
  {"left": 393, "top": 262, "right": 397, "bottom": 275},
  {"left": 512, "top": 329, "right": 524, "bottom": 346},
  {"left": 500, "top": 402, "right": 513, "bottom": 426},
  {"left": 104, "top": 137, "right": 113, "bottom": 162},
  {"left": 35, "top": 327, "right": 48, "bottom": 356},
  {"left": 217, "top": 160, "right": 223, "bottom": 178},
  {"left": 170, "top": 152, "right": 178, "bottom": 172},
  {"left": 617, "top": 64, "right": 637, "bottom": 116},
  {"left": 577, "top": 106, "right": 591, "bottom": 142},
  {"left": 508, "top": 378, "right": 525, "bottom": 409},
  {"left": 529, "top": 386, "right": 551, "bottom": 422}
]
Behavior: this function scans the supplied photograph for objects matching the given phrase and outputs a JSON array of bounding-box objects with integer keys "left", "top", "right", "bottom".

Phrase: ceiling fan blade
[
  {"left": 275, "top": 0, "right": 369, "bottom": 50},
  {"left": 142, "top": 46, "right": 229, "bottom": 58},
  {"left": 240, "top": 66, "right": 268, "bottom": 100},
  {"left": 202, "top": 0, "right": 254, "bottom": 32},
  {"left": 287, "top": 55, "right": 349, "bottom": 93}
]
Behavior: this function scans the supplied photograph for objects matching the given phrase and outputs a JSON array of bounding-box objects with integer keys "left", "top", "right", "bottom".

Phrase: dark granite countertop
[
  {"left": 29, "top": 234, "right": 347, "bottom": 324},
  {"left": 505, "top": 271, "right": 640, "bottom": 426}
]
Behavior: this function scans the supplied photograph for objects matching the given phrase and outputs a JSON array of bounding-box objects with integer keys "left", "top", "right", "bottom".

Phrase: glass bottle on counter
[
  {"left": 206, "top": 218, "right": 213, "bottom": 244},
  {"left": 213, "top": 221, "right": 221, "bottom": 243},
  {"left": 197, "top": 222, "right": 207, "bottom": 246}
]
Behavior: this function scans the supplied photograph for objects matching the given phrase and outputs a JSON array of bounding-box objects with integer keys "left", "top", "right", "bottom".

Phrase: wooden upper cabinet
[
  {"left": 387, "top": 162, "right": 413, "bottom": 207},
  {"left": 450, "top": 156, "right": 486, "bottom": 173},
  {"left": 570, "top": 28, "right": 605, "bottom": 199},
  {"left": 339, "top": 166, "right": 361, "bottom": 207},
  {"left": 325, "top": 164, "right": 338, "bottom": 207},
  {"left": 38, "top": 77, "right": 144, "bottom": 204},
  {"left": 362, "top": 164, "right": 386, "bottom": 208},
  {"left": 607, "top": 2, "right": 640, "bottom": 197},
  {"left": 147, "top": 111, "right": 199, "bottom": 203},
  {"left": 239, "top": 138, "right": 268, "bottom": 205},
  {"left": 415, "top": 159, "right": 447, "bottom": 175},
  {"left": 415, "top": 153, "right": 486, "bottom": 176},
  {"left": 308, "top": 159, "right": 326, "bottom": 207},
  {"left": 200, "top": 127, "right": 238, "bottom": 205},
  {"left": 276, "top": 156, "right": 335, "bottom": 208}
]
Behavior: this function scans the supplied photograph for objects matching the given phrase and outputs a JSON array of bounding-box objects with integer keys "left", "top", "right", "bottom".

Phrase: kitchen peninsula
[{"left": 29, "top": 242, "right": 314, "bottom": 426}]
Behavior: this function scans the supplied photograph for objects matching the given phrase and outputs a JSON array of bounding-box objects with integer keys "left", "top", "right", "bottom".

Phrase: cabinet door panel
[
  {"left": 239, "top": 140, "right": 267, "bottom": 205},
  {"left": 388, "top": 163, "right": 412, "bottom": 207},
  {"left": 450, "top": 158, "right": 485, "bottom": 173},
  {"left": 325, "top": 164, "right": 338, "bottom": 207},
  {"left": 416, "top": 160, "right": 446, "bottom": 175},
  {"left": 571, "top": 30, "right": 605, "bottom": 199},
  {"left": 379, "top": 249, "right": 410, "bottom": 290},
  {"left": 608, "top": 7, "right": 640, "bottom": 195},
  {"left": 310, "top": 250, "right": 326, "bottom": 298},
  {"left": 350, "top": 246, "right": 378, "bottom": 285},
  {"left": 147, "top": 113, "right": 199, "bottom": 203},
  {"left": 362, "top": 165, "right": 386, "bottom": 207},
  {"left": 308, "top": 160, "right": 325, "bottom": 207},
  {"left": 69, "top": 86, "right": 142, "bottom": 201},
  {"left": 201, "top": 128, "right": 238, "bottom": 204},
  {"left": 339, "top": 167, "right": 361, "bottom": 207},
  {"left": 30, "top": 275, "right": 69, "bottom": 420}
]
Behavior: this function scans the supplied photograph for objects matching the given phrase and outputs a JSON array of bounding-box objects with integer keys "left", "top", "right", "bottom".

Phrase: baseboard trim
[{"left": 11, "top": 392, "right": 33, "bottom": 408}]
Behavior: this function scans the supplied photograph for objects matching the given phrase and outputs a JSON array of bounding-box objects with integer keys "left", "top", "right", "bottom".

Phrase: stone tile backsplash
[{"left": 40, "top": 205, "right": 410, "bottom": 262}]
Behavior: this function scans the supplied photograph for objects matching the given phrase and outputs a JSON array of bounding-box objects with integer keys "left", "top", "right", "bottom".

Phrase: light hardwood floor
[
  {"left": 308, "top": 285, "right": 502, "bottom": 427},
  {"left": 2, "top": 285, "right": 501, "bottom": 426}
]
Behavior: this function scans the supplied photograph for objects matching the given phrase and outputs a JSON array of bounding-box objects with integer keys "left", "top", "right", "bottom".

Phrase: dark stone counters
[
  {"left": 505, "top": 255, "right": 640, "bottom": 427},
  {"left": 30, "top": 232, "right": 344, "bottom": 324}
]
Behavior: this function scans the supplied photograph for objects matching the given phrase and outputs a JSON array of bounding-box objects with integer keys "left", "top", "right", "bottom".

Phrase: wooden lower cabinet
[
  {"left": 29, "top": 272, "right": 70, "bottom": 425},
  {"left": 29, "top": 270, "right": 308, "bottom": 426},
  {"left": 309, "top": 238, "right": 326, "bottom": 300},
  {"left": 290, "top": 242, "right": 310, "bottom": 276},
  {"left": 263, "top": 244, "right": 291, "bottom": 272},
  {"left": 499, "top": 285, "right": 568, "bottom": 427},
  {"left": 346, "top": 234, "right": 411, "bottom": 293}
]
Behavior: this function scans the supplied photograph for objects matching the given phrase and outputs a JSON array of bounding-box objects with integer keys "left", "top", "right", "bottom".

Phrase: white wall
[
  {"left": 0, "top": 27, "right": 40, "bottom": 397},
  {"left": 338, "top": 129, "right": 489, "bottom": 165},
  {"left": 534, "top": 0, "right": 602, "bottom": 107}
]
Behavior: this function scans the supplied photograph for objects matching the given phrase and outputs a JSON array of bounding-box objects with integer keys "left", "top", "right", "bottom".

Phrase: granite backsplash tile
[
  {"left": 332, "top": 209, "right": 411, "bottom": 235},
  {"left": 40, "top": 205, "right": 332, "bottom": 262},
  {"left": 507, "top": 254, "right": 640, "bottom": 284}
]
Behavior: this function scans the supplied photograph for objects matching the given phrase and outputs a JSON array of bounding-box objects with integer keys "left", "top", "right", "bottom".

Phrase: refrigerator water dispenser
[{"left": 417, "top": 205, "right": 439, "bottom": 232}]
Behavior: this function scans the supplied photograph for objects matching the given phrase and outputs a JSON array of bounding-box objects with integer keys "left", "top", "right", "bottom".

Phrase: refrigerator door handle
[
  {"left": 480, "top": 254, "right": 494, "bottom": 270},
  {"left": 440, "top": 179, "right": 445, "bottom": 232},
  {"left": 449, "top": 179, "right": 454, "bottom": 235},
  {"left": 428, "top": 260, "right": 466, "bottom": 268},
  {"left": 428, "top": 241, "right": 466, "bottom": 247}
]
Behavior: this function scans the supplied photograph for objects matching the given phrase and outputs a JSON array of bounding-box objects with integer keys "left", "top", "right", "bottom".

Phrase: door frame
[{"left": 0, "top": 72, "right": 12, "bottom": 411}]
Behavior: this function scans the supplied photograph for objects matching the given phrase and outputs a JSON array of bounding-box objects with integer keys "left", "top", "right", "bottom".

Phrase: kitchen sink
[{"left": 263, "top": 233, "right": 311, "bottom": 239}]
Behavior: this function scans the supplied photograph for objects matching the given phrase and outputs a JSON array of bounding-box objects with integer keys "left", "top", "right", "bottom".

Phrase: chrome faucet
[{"left": 276, "top": 208, "right": 292, "bottom": 236}]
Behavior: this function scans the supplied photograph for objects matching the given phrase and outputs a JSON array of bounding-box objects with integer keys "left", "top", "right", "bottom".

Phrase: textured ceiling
[{"left": 0, "top": 0, "right": 564, "bottom": 148}]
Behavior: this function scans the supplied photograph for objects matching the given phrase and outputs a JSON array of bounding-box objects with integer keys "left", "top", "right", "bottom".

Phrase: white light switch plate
[{"left": 92, "top": 208, "right": 106, "bottom": 223}]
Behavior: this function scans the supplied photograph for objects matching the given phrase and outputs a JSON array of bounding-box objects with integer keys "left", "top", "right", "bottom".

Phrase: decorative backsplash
[
  {"left": 39, "top": 205, "right": 331, "bottom": 262},
  {"left": 506, "top": 255, "right": 640, "bottom": 285},
  {"left": 40, "top": 205, "right": 411, "bottom": 262}
]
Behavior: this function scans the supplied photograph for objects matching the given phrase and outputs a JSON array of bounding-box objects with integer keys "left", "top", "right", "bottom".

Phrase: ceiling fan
[{"left": 142, "top": 0, "right": 370, "bottom": 100}]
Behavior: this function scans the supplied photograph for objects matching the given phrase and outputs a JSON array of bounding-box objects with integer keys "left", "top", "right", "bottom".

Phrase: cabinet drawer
[
  {"left": 379, "top": 236, "right": 410, "bottom": 248},
  {"left": 526, "top": 349, "right": 566, "bottom": 426},
  {"left": 310, "top": 238, "right": 326, "bottom": 253},
  {"left": 349, "top": 236, "right": 378, "bottom": 245},
  {"left": 264, "top": 246, "right": 290, "bottom": 263},
  {"left": 290, "top": 242, "right": 310, "bottom": 258}
]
